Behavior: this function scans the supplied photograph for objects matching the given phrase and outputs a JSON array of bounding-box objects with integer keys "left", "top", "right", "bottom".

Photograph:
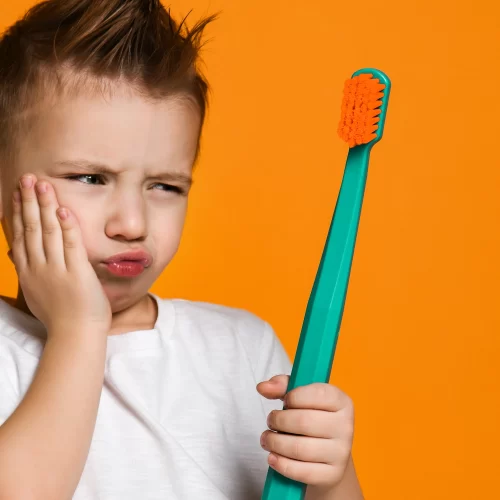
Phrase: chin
[{"left": 100, "top": 283, "right": 146, "bottom": 306}]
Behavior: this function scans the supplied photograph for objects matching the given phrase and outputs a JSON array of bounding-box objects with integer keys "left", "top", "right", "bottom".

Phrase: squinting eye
[
  {"left": 68, "top": 174, "right": 103, "bottom": 185},
  {"left": 155, "top": 184, "right": 185, "bottom": 194},
  {"left": 67, "top": 175, "right": 185, "bottom": 195}
]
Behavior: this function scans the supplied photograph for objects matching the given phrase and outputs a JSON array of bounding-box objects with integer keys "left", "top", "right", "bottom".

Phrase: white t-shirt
[{"left": 0, "top": 293, "right": 292, "bottom": 499}]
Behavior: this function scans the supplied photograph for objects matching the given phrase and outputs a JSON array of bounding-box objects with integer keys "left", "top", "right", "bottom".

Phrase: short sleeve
[
  {"left": 252, "top": 322, "right": 293, "bottom": 415},
  {"left": 254, "top": 322, "right": 292, "bottom": 384}
]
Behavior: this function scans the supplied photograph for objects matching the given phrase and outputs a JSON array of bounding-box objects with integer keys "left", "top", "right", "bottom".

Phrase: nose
[{"left": 104, "top": 192, "right": 148, "bottom": 241}]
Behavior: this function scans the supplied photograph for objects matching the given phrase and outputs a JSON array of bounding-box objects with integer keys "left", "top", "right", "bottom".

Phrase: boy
[{"left": 0, "top": 0, "right": 363, "bottom": 498}]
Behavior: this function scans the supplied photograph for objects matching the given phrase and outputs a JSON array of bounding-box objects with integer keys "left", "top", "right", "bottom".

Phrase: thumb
[{"left": 256, "top": 374, "right": 290, "bottom": 401}]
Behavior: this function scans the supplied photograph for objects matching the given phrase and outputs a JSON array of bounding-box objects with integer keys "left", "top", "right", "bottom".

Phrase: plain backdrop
[{"left": 1, "top": 1, "right": 499, "bottom": 498}]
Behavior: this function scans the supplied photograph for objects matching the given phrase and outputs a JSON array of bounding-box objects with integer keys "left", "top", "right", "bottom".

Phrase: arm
[
  {"left": 0, "top": 331, "right": 106, "bottom": 500},
  {"left": 305, "top": 456, "right": 364, "bottom": 500}
]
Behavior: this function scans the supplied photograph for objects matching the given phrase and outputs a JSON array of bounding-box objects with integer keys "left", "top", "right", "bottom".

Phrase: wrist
[
  {"left": 306, "top": 456, "right": 363, "bottom": 500},
  {"left": 45, "top": 328, "right": 107, "bottom": 357}
]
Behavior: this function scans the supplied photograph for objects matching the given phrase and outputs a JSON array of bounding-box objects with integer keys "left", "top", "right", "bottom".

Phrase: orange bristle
[{"left": 337, "top": 73, "right": 386, "bottom": 148}]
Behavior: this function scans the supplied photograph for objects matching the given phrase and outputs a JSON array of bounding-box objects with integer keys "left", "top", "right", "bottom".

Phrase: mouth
[{"left": 101, "top": 250, "right": 152, "bottom": 277}]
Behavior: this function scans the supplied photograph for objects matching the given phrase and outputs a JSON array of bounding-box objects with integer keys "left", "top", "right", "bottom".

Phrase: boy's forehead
[
  {"left": 13, "top": 88, "right": 201, "bottom": 173},
  {"left": 22, "top": 75, "right": 201, "bottom": 133}
]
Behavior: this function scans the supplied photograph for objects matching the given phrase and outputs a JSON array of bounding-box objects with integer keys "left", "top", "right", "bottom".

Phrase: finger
[
  {"left": 285, "top": 383, "right": 353, "bottom": 413},
  {"left": 257, "top": 375, "right": 290, "bottom": 401},
  {"left": 261, "top": 430, "right": 343, "bottom": 465},
  {"left": 56, "top": 207, "right": 88, "bottom": 271},
  {"left": 35, "top": 180, "right": 65, "bottom": 269},
  {"left": 267, "top": 408, "right": 338, "bottom": 439},
  {"left": 19, "top": 174, "right": 45, "bottom": 266},
  {"left": 11, "top": 190, "right": 28, "bottom": 271},
  {"left": 266, "top": 452, "right": 343, "bottom": 488}
]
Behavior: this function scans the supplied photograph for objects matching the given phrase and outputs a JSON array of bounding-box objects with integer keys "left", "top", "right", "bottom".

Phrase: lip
[{"left": 103, "top": 250, "right": 153, "bottom": 267}]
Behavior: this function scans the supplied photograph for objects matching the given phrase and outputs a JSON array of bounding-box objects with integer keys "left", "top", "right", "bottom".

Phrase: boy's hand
[
  {"left": 10, "top": 173, "right": 112, "bottom": 335},
  {"left": 257, "top": 375, "right": 354, "bottom": 491}
]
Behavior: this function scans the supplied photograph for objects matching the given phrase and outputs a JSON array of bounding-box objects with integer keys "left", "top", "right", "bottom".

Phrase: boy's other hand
[
  {"left": 257, "top": 375, "right": 354, "bottom": 492},
  {"left": 10, "top": 174, "right": 112, "bottom": 336}
]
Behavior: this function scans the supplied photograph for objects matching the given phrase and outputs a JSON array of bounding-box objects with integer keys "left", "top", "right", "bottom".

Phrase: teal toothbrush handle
[{"left": 261, "top": 143, "right": 372, "bottom": 500}]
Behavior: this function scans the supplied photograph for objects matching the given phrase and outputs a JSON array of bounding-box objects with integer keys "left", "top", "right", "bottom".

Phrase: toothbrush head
[{"left": 337, "top": 68, "right": 391, "bottom": 148}]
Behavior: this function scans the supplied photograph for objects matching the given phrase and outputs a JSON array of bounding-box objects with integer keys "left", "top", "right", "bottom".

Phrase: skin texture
[
  {"left": 0, "top": 82, "right": 363, "bottom": 498},
  {"left": 0, "top": 85, "right": 201, "bottom": 335},
  {"left": 0, "top": 85, "right": 203, "bottom": 499},
  {"left": 258, "top": 376, "right": 364, "bottom": 499}
]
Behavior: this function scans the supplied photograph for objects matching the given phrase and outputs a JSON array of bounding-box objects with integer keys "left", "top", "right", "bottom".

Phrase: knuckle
[
  {"left": 297, "top": 411, "right": 310, "bottom": 431},
  {"left": 310, "top": 383, "right": 329, "bottom": 405},
  {"left": 318, "top": 470, "right": 334, "bottom": 487},
  {"left": 63, "top": 238, "right": 78, "bottom": 249},
  {"left": 292, "top": 438, "right": 301, "bottom": 460},
  {"left": 344, "top": 419, "right": 354, "bottom": 438},
  {"left": 23, "top": 221, "right": 38, "bottom": 233},
  {"left": 22, "top": 191, "right": 35, "bottom": 201},
  {"left": 12, "top": 230, "right": 24, "bottom": 242},
  {"left": 330, "top": 467, "right": 344, "bottom": 485},
  {"left": 344, "top": 394, "right": 354, "bottom": 411},
  {"left": 339, "top": 441, "right": 352, "bottom": 460},
  {"left": 38, "top": 199, "right": 53, "bottom": 209},
  {"left": 42, "top": 223, "right": 59, "bottom": 235},
  {"left": 280, "top": 457, "right": 289, "bottom": 476},
  {"left": 318, "top": 384, "right": 329, "bottom": 400},
  {"left": 325, "top": 415, "right": 336, "bottom": 436}
]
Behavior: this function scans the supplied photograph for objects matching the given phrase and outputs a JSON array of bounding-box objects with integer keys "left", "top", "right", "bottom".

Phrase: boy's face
[{"left": 0, "top": 86, "right": 200, "bottom": 308}]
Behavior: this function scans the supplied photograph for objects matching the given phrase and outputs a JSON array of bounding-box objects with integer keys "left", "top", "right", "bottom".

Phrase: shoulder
[
  {"left": 0, "top": 300, "right": 45, "bottom": 359},
  {"left": 169, "top": 298, "right": 268, "bottom": 333},
  {"left": 166, "top": 298, "right": 276, "bottom": 353},
  {"left": 0, "top": 301, "right": 42, "bottom": 421},
  {"left": 163, "top": 297, "right": 291, "bottom": 377}
]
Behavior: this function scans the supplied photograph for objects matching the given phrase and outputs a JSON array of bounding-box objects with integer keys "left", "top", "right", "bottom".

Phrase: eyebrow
[{"left": 54, "top": 159, "right": 193, "bottom": 188}]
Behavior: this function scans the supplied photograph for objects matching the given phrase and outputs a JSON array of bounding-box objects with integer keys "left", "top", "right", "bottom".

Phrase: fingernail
[
  {"left": 13, "top": 191, "right": 21, "bottom": 203},
  {"left": 267, "top": 412, "right": 273, "bottom": 428},
  {"left": 20, "top": 176, "right": 33, "bottom": 189},
  {"left": 36, "top": 182, "right": 47, "bottom": 194},
  {"left": 57, "top": 208, "right": 68, "bottom": 220}
]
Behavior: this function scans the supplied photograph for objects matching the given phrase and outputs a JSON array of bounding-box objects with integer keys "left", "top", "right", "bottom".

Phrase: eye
[
  {"left": 155, "top": 184, "right": 185, "bottom": 195},
  {"left": 66, "top": 174, "right": 185, "bottom": 195},
  {"left": 67, "top": 174, "right": 104, "bottom": 185}
]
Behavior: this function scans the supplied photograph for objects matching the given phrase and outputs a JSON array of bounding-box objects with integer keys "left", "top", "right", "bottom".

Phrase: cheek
[
  {"left": 64, "top": 207, "right": 94, "bottom": 252},
  {"left": 53, "top": 189, "right": 83, "bottom": 224},
  {"left": 152, "top": 209, "right": 186, "bottom": 257},
  {"left": 52, "top": 188, "right": 103, "bottom": 247}
]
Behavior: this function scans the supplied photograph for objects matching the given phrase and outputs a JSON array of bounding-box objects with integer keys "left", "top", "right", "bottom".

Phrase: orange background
[{"left": 1, "top": 1, "right": 499, "bottom": 498}]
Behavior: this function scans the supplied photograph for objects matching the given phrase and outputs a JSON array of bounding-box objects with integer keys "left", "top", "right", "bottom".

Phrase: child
[{"left": 0, "top": 1, "right": 363, "bottom": 498}]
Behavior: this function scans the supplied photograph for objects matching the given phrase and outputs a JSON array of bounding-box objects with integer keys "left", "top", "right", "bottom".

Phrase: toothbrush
[{"left": 261, "top": 68, "right": 391, "bottom": 500}]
